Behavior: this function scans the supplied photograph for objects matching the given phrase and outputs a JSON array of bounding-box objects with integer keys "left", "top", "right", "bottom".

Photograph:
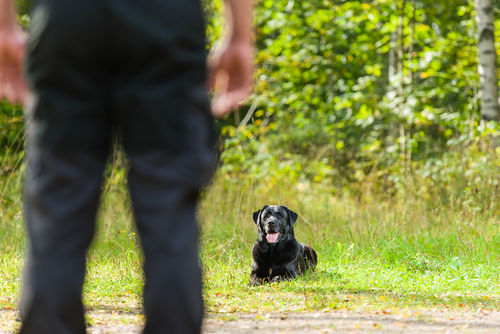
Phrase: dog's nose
[{"left": 269, "top": 220, "right": 276, "bottom": 227}]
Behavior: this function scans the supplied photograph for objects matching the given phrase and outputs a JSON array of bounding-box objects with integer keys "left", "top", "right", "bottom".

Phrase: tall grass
[
  {"left": 1, "top": 144, "right": 500, "bottom": 318},
  {"left": 201, "top": 165, "right": 500, "bottom": 271}
]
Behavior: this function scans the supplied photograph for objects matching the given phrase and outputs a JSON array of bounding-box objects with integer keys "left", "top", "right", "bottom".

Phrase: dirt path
[
  {"left": 1, "top": 309, "right": 500, "bottom": 333},
  {"left": 203, "top": 310, "right": 500, "bottom": 334}
]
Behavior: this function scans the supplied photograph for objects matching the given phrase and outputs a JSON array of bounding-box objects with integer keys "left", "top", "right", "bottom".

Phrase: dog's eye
[
  {"left": 265, "top": 212, "right": 271, "bottom": 218},
  {"left": 278, "top": 213, "right": 283, "bottom": 218}
]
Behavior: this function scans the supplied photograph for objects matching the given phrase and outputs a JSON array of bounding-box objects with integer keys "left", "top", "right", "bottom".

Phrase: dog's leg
[{"left": 302, "top": 244, "right": 318, "bottom": 268}]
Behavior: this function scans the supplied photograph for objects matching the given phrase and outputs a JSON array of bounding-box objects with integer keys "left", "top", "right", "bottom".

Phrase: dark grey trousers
[
  {"left": 19, "top": 0, "right": 215, "bottom": 333},
  {"left": 20, "top": 127, "right": 215, "bottom": 334}
]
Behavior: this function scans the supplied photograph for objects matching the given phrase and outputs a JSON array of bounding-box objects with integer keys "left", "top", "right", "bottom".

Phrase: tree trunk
[
  {"left": 475, "top": 0, "right": 500, "bottom": 122},
  {"left": 387, "top": 1, "right": 405, "bottom": 146},
  {"left": 396, "top": 0, "right": 406, "bottom": 96},
  {"left": 397, "top": 0, "right": 406, "bottom": 170},
  {"left": 408, "top": 1, "right": 415, "bottom": 84},
  {"left": 387, "top": 31, "right": 398, "bottom": 146},
  {"left": 388, "top": 32, "right": 396, "bottom": 85}
]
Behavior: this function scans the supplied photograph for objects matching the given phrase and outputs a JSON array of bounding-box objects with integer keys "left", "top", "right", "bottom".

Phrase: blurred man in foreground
[{"left": 0, "top": 0, "right": 254, "bottom": 333}]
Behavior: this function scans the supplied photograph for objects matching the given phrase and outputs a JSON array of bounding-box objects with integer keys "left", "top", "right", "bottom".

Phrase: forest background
[
  {"left": 1, "top": 0, "right": 500, "bottom": 326},
  {"left": 5, "top": 0, "right": 498, "bottom": 205}
]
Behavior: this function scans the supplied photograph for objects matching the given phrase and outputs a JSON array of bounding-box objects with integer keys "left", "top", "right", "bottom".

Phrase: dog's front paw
[
  {"left": 270, "top": 275, "right": 289, "bottom": 283},
  {"left": 270, "top": 274, "right": 295, "bottom": 283},
  {"left": 249, "top": 274, "right": 264, "bottom": 286},
  {"left": 270, "top": 276, "right": 281, "bottom": 283}
]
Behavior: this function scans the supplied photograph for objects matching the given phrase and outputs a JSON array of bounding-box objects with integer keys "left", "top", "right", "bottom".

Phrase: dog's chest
[{"left": 254, "top": 241, "right": 299, "bottom": 267}]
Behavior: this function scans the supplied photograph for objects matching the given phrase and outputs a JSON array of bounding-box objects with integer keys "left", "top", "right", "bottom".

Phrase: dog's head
[{"left": 252, "top": 205, "right": 298, "bottom": 244}]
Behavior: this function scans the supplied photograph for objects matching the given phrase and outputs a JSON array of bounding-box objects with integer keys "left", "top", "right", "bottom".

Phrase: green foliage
[
  {"left": 201, "top": 0, "right": 224, "bottom": 53},
  {"left": 209, "top": 0, "right": 500, "bottom": 196},
  {"left": 0, "top": 101, "right": 24, "bottom": 167},
  {"left": 2, "top": 0, "right": 499, "bottom": 198},
  {"left": 15, "top": 0, "right": 31, "bottom": 27},
  {"left": 0, "top": 101, "right": 25, "bottom": 211},
  {"left": 15, "top": 0, "right": 31, "bottom": 16}
]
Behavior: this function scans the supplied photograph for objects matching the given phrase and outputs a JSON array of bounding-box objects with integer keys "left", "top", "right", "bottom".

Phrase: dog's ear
[
  {"left": 252, "top": 211, "right": 260, "bottom": 225},
  {"left": 285, "top": 207, "right": 298, "bottom": 226},
  {"left": 252, "top": 205, "right": 269, "bottom": 225}
]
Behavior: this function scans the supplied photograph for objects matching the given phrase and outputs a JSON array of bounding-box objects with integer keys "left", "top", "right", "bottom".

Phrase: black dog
[{"left": 249, "top": 205, "right": 318, "bottom": 286}]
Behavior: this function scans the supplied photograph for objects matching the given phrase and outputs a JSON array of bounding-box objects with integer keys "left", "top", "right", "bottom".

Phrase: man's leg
[
  {"left": 126, "top": 149, "right": 212, "bottom": 334},
  {"left": 124, "top": 90, "right": 216, "bottom": 334},
  {"left": 21, "top": 1, "right": 110, "bottom": 330},
  {"left": 19, "top": 138, "right": 107, "bottom": 334},
  {"left": 107, "top": 0, "right": 214, "bottom": 331}
]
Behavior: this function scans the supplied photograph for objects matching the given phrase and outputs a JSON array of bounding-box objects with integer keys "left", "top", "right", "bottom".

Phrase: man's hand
[
  {"left": 207, "top": 0, "right": 254, "bottom": 118},
  {"left": 0, "top": 27, "right": 26, "bottom": 104},
  {"left": 207, "top": 40, "right": 253, "bottom": 118},
  {"left": 0, "top": 0, "right": 27, "bottom": 105}
]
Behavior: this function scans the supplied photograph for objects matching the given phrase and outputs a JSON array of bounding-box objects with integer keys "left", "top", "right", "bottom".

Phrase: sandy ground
[
  {"left": 203, "top": 310, "right": 500, "bottom": 334},
  {"left": 1, "top": 309, "right": 500, "bottom": 333}
]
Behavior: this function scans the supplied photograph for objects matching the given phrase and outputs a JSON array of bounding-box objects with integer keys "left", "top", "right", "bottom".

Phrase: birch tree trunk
[
  {"left": 397, "top": 0, "right": 406, "bottom": 171},
  {"left": 475, "top": 0, "right": 500, "bottom": 122}
]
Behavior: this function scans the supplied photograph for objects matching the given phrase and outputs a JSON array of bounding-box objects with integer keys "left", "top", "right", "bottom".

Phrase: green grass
[
  {"left": 199, "top": 178, "right": 500, "bottom": 313},
  {"left": 1, "top": 166, "right": 500, "bottom": 329}
]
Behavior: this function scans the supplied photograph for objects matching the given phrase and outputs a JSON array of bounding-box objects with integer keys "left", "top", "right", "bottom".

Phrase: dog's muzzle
[{"left": 265, "top": 219, "right": 281, "bottom": 243}]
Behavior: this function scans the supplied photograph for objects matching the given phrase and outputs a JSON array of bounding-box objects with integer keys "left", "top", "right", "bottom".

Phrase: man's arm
[
  {"left": 0, "top": 0, "right": 18, "bottom": 26},
  {"left": 0, "top": 0, "right": 27, "bottom": 104},
  {"left": 207, "top": 0, "right": 255, "bottom": 118}
]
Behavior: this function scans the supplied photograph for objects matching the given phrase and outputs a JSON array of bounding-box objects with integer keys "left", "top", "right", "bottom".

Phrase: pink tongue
[{"left": 266, "top": 233, "right": 280, "bottom": 243}]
